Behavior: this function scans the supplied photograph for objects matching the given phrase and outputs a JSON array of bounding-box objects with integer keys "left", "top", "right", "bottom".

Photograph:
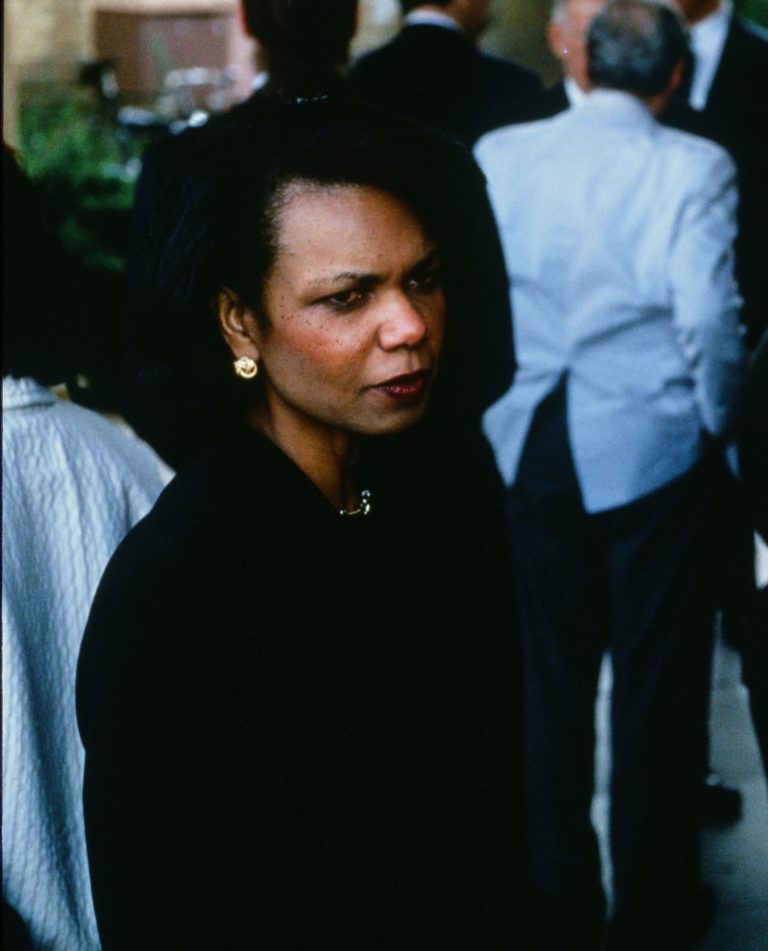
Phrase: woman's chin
[{"left": 358, "top": 403, "right": 431, "bottom": 436}]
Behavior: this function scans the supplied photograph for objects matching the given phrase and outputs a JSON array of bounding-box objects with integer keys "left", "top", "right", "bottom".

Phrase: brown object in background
[{"left": 95, "top": 3, "right": 256, "bottom": 104}]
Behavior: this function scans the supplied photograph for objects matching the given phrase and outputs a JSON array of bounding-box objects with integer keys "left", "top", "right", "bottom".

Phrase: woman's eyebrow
[
  {"left": 306, "top": 270, "right": 380, "bottom": 289},
  {"left": 306, "top": 245, "right": 440, "bottom": 290},
  {"left": 410, "top": 246, "right": 441, "bottom": 271}
]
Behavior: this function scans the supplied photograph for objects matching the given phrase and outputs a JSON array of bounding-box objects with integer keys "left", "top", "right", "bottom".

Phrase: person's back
[
  {"left": 476, "top": 35, "right": 743, "bottom": 510},
  {"left": 2, "top": 382, "right": 167, "bottom": 948},
  {"left": 474, "top": 3, "right": 745, "bottom": 946},
  {"left": 350, "top": 0, "right": 542, "bottom": 145}
]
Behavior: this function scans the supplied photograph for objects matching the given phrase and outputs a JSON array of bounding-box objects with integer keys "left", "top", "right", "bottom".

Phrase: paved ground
[
  {"left": 698, "top": 639, "right": 768, "bottom": 950},
  {"left": 592, "top": 636, "right": 768, "bottom": 948}
]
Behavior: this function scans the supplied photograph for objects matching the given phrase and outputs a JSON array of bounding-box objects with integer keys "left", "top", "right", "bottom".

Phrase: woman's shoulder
[
  {"left": 85, "top": 425, "right": 330, "bottom": 619},
  {"left": 102, "top": 428, "right": 284, "bottom": 568}
]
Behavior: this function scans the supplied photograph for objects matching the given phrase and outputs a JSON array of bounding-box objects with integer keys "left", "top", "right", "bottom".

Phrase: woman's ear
[{"left": 216, "top": 287, "right": 262, "bottom": 361}]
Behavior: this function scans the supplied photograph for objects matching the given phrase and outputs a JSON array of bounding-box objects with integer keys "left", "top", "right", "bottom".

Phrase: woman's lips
[{"left": 372, "top": 369, "right": 430, "bottom": 402}]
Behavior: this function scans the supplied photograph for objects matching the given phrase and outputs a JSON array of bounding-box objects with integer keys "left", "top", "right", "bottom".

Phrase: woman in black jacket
[{"left": 77, "top": 99, "right": 523, "bottom": 949}]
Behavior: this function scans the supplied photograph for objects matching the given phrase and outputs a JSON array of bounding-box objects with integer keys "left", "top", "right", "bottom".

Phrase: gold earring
[{"left": 233, "top": 356, "right": 258, "bottom": 380}]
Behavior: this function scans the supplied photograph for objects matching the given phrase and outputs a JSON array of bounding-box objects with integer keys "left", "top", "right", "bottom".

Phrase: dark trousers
[{"left": 508, "top": 383, "right": 716, "bottom": 950}]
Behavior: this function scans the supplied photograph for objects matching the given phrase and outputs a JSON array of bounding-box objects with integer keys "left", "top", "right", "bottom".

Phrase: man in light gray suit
[{"left": 475, "top": 2, "right": 745, "bottom": 948}]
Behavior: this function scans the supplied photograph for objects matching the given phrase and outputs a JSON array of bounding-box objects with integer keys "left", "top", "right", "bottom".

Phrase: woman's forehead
[
  {"left": 272, "top": 183, "right": 431, "bottom": 258},
  {"left": 261, "top": 183, "right": 437, "bottom": 296}
]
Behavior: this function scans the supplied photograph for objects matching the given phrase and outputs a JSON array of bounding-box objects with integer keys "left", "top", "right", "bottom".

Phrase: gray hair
[
  {"left": 550, "top": 0, "right": 568, "bottom": 22},
  {"left": 587, "top": 0, "right": 689, "bottom": 96}
]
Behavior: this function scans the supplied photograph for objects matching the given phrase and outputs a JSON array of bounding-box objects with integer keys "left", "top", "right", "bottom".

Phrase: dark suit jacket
[
  {"left": 77, "top": 424, "right": 524, "bottom": 949},
  {"left": 528, "top": 80, "right": 569, "bottom": 121},
  {"left": 694, "top": 17, "right": 768, "bottom": 160},
  {"left": 350, "top": 24, "right": 543, "bottom": 146},
  {"left": 739, "top": 330, "right": 768, "bottom": 542},
  {"left": 693, "top": 17, "right": 768, "bottom": 348}
]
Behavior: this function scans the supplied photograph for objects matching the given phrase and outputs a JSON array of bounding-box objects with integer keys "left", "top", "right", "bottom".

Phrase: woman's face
[{"left": 222, "top": 182, "right": 445, "bottom": 444}]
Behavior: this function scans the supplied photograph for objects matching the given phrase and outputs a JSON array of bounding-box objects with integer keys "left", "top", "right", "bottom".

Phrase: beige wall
[{"left": 3, "top": 0, "right": 556, "bottom": 144}]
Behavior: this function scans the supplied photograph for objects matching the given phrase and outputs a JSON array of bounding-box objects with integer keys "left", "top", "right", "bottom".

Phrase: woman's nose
[{"left": 377, "top": 292, "right": 429, "bottom": 350}]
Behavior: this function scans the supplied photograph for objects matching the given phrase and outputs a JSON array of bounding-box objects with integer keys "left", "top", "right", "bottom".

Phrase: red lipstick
[{"left": 373, "top": 370, "right": 430, "bottom": 402}]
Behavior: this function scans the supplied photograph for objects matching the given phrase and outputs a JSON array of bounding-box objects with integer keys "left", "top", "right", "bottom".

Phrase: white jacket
[
  {"left": 475, "top": 89, "right": 745, "bottom": 512},
  {"left": 2, "top": 377, "right": 167, "bottom": 949}
]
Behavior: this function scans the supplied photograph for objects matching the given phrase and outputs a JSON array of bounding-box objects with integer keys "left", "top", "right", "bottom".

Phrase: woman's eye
[
  {"left": 325, "top": 290, "right": 366, "bottom": 311},
  {"left": 408, "top": 267, "right": 442, "bottom": 293}
]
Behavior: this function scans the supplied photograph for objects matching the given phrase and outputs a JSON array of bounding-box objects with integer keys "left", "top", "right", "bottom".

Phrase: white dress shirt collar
[
  {"left": 580, "top": 88, "right": 656, "bottom": 129},
  {"left": 688, "top": 0, "right": 732, "bottom": 109},
  {"left": 564, "top": 76, "right": 589, "bottom": 108},
  {"left": 403, "top": 10, "right": 463, "bottom": 33},
  {"left": 2, "top": 375, "right": 57, "bottom": 410}
]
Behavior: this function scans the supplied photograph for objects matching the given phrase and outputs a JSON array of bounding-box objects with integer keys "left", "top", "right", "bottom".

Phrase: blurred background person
[
  {"left": 737, "top": 331, "right": 768, "bottom": 788},
  {"left": 2, "top": 146, "right": 167, "bottom": 950},
  {"left": 672, "top": 0, "right": 768, "bottom": 349},
  {"left": 673, "top": 0, "right": 768, "bottom": 814},
  {"left": 535, "top": 0, "right": 748, "bottom": 828},
  {"left": 537, "top": 0, "right": 606, "bottom": 111},
  {"left": 350, "top": 0, "right": 543, "bottom": 144},
  {"left": 535, "top": 0, "right": 700, "bottom": 129},
  {"left": 475, "top": 2, "right": 746, "bottom": 947},
  {"left": 133, "top": 0, "right": 360, "bottom": 206}
]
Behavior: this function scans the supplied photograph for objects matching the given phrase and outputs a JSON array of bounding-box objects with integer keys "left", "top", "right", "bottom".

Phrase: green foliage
[
  {"left": 18, "top": 86, "right": 151, "bottom": 272},
  {"left": 738, "top": 0, "right": 768, "bottom": 29}
]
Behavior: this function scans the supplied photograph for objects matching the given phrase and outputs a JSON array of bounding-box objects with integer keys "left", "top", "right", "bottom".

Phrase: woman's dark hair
[
  {"left": 128, "top": 97, "right": 488, "bottom": 463},
  {"left": 587, "top": 0, "right": 689, "bottom": 97}
]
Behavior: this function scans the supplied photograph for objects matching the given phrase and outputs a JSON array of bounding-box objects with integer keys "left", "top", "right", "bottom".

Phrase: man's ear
[
  {"left": 547, "top": 21, "right": 567, "bottom": 62},
  {"left": 216, "top": 287, "right": 261, "bottom": 361},
  {"left": 667, "top": 57, "right": 686, "bottom": 96}
]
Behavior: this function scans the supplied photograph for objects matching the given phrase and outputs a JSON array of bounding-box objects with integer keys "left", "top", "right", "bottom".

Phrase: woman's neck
[{"left": 246, "top": 404, "right": 362, "bottom": 511}]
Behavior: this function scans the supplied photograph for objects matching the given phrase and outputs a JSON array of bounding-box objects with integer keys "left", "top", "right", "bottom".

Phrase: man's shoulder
[
  {"left": 352, "top": 24, "right": 467, "bottom": 75},
  {"left": 528, "top": 82, "right": 569, "bottom": 120},
  {"left": 655, "top": 121, "right": 737, "bottom": 174},
  {"left": 353, "top": 25, "right": 538, "bottom": 85},
  {"left": 475, "top": 113, "right": 565, "bottom": 162},
  {"left": 19, "top": 395, "right": 164, "bottom": 485}
]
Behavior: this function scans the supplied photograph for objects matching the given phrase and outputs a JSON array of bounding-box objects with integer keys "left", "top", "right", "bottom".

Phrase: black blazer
[
  {"left": 528, "top": 81, "right": 569, "bottom": 120},
  {"left": 350, "top": 24, "right": 543, "bottom": 146},
  {"left": 694, "top": 17, "right": 768, "bottom": 160},
  {"left": 77, "top": 425, "right": 525, "bottom": 949},
  {"left": 738, "top": 330, "right": 768, "bottom": 542},
  {"left": 695, "top": 17, "right": 768, "bottom": 348}
]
